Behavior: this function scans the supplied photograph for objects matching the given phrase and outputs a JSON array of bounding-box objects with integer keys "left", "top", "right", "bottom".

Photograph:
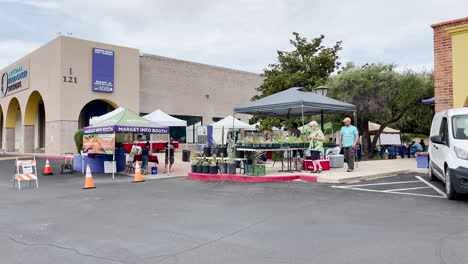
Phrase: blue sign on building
[{"left": 92, "top": 48, "right": 114, "bottom": 93}]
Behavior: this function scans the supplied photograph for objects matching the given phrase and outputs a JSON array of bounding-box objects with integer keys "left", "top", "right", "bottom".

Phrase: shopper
[
  {"left": 420, "top": 139, "right": 426, "bottom": 151},
  {"left": 141, "top": 142, "right": 150, "bottom": 174},
  {"left": 339, "top": 117, "right": 359, "bottom": 172},
  {"left": 412, "top": 141, "right": 423, "bottom": 152},
  {"left": 290, "top": 122, "right": 303, "bottom": 165},
  {"left": 308, "top": 121, "right": 325, "bottom": 173},
  {"left": 164, "top": 139, "right": 175, "bottom": 174}
]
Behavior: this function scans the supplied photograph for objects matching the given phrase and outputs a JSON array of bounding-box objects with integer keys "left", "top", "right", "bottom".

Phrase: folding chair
[{"left": 13, "top": 157, "right": 38, "bottom": 190}]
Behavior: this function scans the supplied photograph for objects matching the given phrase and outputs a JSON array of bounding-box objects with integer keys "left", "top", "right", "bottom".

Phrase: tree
[
  {"left": 252, "top": 32, "right": 342, "bottom": 130},
  {"left": 328, "top": 63, "right": 434, "bottom": 158}
]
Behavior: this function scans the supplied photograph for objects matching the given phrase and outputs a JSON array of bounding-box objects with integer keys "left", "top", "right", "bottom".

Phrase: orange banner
[{"left": 83, "top": 134, "right": 115, "bottom": 154}]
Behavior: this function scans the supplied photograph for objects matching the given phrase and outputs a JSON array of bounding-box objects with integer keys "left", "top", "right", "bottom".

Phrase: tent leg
[{"left": 320, "top": 111, "right": 324, "bottom": 132}]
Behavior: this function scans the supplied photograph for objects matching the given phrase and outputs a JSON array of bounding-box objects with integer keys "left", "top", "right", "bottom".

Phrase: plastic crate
[
  {"left": 254, "top": 165, "right": 266, "bottom": 176},
  {"left": 245, "top": 164, "right": 254, "bottom": 175}
]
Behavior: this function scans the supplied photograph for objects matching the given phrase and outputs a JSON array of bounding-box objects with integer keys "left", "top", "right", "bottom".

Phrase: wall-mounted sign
[
  {"left": 0, "top": 58, "right": 30, "bottom": 97},
  {"left": 92, "top": 48, "right": 114, "bottom": 93},
  {"left": 63, "top": 67, "right": 78, "bottom": 84}
]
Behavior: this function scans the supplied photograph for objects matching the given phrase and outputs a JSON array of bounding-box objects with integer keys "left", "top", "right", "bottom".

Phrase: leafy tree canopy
[{"left": 252, "top": 33, "right": 342, "bottom": 131}]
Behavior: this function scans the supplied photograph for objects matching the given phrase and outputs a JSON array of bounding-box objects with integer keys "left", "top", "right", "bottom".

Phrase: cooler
[{"left": 303, "top": 159, "right": 330, "bottom": 171}]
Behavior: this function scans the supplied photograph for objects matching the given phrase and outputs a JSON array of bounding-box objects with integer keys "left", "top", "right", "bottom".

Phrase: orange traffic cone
[
  {"left": 42, "top": 159, "right": 53, "bottom": 175},
  {"left": 132, "top": 161, "right": 145, "bottom": 183},
  {"left": 83, "top": 164, "right": 96, "bottom": 189}
]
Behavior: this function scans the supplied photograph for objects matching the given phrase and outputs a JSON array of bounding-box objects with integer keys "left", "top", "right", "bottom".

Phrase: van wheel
[
  {"left": 445, "top": 168, "right": 459, "bottom": 200},
  {"left": 429, "top": 162, "right": 437, "bottom": 181}
]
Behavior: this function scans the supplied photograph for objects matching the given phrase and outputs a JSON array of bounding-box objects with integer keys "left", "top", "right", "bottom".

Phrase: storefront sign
[
  {"left": 92, "top": 48, "right": 114, "bottom": 93},
  {"left": 83, "top": 133, "right": 115, "bottom": 154},
  {"left": 0, "top": 58, "right": 30, "bottom": 97}
]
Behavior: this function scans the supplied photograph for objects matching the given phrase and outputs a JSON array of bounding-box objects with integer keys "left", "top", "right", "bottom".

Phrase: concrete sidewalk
[{"left": 312, "top": 158, "right": 427, "bottom": 183}]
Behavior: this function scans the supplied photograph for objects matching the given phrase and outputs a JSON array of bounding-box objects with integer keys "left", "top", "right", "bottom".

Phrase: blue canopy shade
[
  {"left": 234, "top": 87, "right": 356, "bottom": 118},
  {"left": 421, "top": 97, "right": 435, "bottom": 104}
]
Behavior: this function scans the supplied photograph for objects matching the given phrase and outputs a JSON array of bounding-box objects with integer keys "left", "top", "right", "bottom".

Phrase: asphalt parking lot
[{"left": 1, "top": 156, "right": 468, "bottom": 264}]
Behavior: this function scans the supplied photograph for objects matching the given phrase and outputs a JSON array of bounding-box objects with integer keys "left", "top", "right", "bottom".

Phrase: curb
[
  {"left": 188, "top": 173, "right": 318, "bottom": 183},
  {"left": 319, "top": 169, "right": 426, "bottom": 184}
]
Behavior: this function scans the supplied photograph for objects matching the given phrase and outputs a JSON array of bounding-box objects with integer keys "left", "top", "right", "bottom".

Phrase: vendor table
[
  {"left": 122, "top": 142, "right": 179, "bottom": 153},
  {"left": 133, "top": 154, "right": 159, "bottom": 164},
  {"left": 237, "top": 148, "right": 302, "bottom": 173}
]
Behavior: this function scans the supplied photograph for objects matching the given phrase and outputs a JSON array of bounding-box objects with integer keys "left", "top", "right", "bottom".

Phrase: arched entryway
[
  {"left": 5, "top": 97, "right": 21, "bottom": 152},
  {"left": 24, "top": 91, "right": 46, "bottom": 153},
  {"left": 0, "top": 105, "right": 3, "bottom": 150},
  {"left": 78, "top": 99, "right": 117, "bottom": 129}
]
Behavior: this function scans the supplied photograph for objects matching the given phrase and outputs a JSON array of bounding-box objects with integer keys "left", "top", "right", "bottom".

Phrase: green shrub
[{"left": 74, "top": 129, "right": 83, "bottom": 153}]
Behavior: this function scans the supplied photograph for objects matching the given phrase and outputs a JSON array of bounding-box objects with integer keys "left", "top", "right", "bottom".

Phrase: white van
[{"left": 429, "top": 108, "right": 468, "bottom": 200}]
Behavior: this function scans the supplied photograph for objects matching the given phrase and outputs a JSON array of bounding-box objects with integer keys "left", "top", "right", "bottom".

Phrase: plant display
[
  {"left": 227, "top": 137, "right": 236, "bottom": 164},
  {"left": 210, "top": 155, "right": 218, "bottom": 166},
  {"left": 236, "top": 134, "right": 311, "bottom": 149}
]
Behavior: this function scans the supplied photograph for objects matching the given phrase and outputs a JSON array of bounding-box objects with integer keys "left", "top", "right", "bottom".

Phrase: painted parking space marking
[
  {"left": 332, "top": 176, "right": 446, "bottom": 199},
  {"left": 415, "top": 176, "right": 447, "bottom": 198}
]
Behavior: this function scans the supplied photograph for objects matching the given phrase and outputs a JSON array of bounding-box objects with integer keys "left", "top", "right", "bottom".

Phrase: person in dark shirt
[
  {"left": 141, "top": 142, "right": 150, "bottom": 174},
  {"left": 420, "top": 139, "right": 426, "bottom": 151},
  {"left": 164, "top": 139, "right": 175, "bottom": 174},
  {"left": 290, "top": 122, "right": 303, "bottom": 165}
]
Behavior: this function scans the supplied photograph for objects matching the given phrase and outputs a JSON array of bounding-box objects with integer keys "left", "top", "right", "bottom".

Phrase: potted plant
[
  {"left": 201, "top": 155, "right": 210, "bottom": 174},
  {"left": 191, "top": 159, "right": 199, "bottom": 173},
  {"left": 227, "top": 136, "right": 237, "bottom": 174},
  {"left": 218, "top": 153, "right": 227, "bottom": 174},
  {"left": 209, "top": 154, "right": 218, "bottom": 174}
]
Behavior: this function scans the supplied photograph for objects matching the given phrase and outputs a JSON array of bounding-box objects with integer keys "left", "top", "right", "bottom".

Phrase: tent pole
[
  {"left": 301, "top": 104, "right": 305, "bottom": 135},
  {"left": 232, "top": 113, "right": 235, "bottom": 141},
  {"left": 112, "top": 132, "right": 115, "bottom": 180},
  {"left": 320, "top": 111, "right": 324, "bottom": 132}
]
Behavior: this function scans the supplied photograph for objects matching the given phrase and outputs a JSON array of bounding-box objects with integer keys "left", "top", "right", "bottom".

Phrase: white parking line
[
  {"left": 415, "top": 176, "right": 447, "bottom": 198},
  {"left": 331, "top": 177, "right": 447, "bottom": 199},
  {"left": 332, "top": 180, "right": 420, "bottom": 188},
  {"left": 382, "top": 186, "right": 431, "bottom": 193}
]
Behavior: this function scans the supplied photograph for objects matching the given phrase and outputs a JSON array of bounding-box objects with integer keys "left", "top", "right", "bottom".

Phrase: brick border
[{"left": 188, "top": 173, "right": 318, "bottom": 183}]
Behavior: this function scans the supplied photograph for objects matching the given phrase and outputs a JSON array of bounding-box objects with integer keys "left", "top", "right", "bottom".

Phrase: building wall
[
  {"left": 431, "top": 17, "right": 468, "bottom": 112},
  {"left": 139, "top": 54, "right": 263, "bottom": 124},
  {"left": 0, "top": 36, "right": 140, "bottom": 155},
  {"left": 58, "top": 37, "right": 140, "bottom": 154},
  {"left": 447, "top": 25, "right": 468, "bottom": 108}
]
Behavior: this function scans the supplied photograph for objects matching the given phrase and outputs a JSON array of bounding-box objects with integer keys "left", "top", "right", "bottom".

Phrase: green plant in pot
[
  {"left": 201, "top": 155, "right": 210, "bottom": 174},
  {"left": 218, "top": 153, "right": 227, "bottom": 174},
  {"left": 227, "top": 137, "right": 237, "bottom": 174},
  {"left": 191, "top": 159, "right": 199, "bottom": 173},
  {"left": 209, "top": 154, "right": 218, "bottom": 174}
]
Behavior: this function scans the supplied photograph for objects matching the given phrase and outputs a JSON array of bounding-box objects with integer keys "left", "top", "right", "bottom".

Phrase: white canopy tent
[
  {"left": 143, "top": 109, "right": 187, "bottom": 127},
  {"left": 369, "top": 122, "right": 401, "bottom": 145},
  {"left": 143, "top": 109, "right": 188, "bottom": 144},
  {"left": 210, "top": 116, "right": 252, "bottom": 145}
]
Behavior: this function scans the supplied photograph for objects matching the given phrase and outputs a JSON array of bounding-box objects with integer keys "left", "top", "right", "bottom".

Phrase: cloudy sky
[{"left": 0, "top": 0, "right": 467, "bottom": 73}]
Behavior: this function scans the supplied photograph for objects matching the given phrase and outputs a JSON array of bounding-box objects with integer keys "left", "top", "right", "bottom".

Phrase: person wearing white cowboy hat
[{"left": 339, "top": 117, "right": 359, "bottom": 172}]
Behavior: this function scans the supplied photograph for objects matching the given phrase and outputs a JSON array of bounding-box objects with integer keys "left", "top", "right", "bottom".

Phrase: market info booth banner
[{"left": 83, "top": 134, "right": 115, "bottom": 154}]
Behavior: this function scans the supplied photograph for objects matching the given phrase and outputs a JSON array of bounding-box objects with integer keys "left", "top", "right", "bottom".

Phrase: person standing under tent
[
  {"left": 339, "top": 117, "right": 359, "bottom": 172},
  {"left": 164, "top": 138, "right": 175, "bottom": 174},
  {"left": 308, "top": 121, "right": 325, "bottom": 173},
  {"left": 127, "top": 140, "right": 141, "bottom": 166},
  {"left": 141, "top": 142, "right": 150, "bottom": 174}
]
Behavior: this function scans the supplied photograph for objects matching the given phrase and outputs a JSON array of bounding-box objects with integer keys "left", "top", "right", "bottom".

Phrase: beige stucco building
[{"left": 0, "top": 36, "right": 263, "bottom": 155}]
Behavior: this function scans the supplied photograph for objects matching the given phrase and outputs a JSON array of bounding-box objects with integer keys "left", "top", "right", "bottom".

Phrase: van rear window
[{"left": 452, "top": 115, "right": 468, "bottom": 139}]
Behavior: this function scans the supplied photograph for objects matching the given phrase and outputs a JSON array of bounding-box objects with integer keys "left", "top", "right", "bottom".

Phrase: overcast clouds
[{"left": 0, "top": 0, "right": 467, "bottom": 73}]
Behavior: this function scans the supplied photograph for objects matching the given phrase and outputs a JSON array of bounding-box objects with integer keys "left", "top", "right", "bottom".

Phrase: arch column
[
  {"left": 5, "top": 98, "right": 20, "bottom": 152},
  {"left": 24, "top": 91, "right": 45, "bottom": 153}
]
